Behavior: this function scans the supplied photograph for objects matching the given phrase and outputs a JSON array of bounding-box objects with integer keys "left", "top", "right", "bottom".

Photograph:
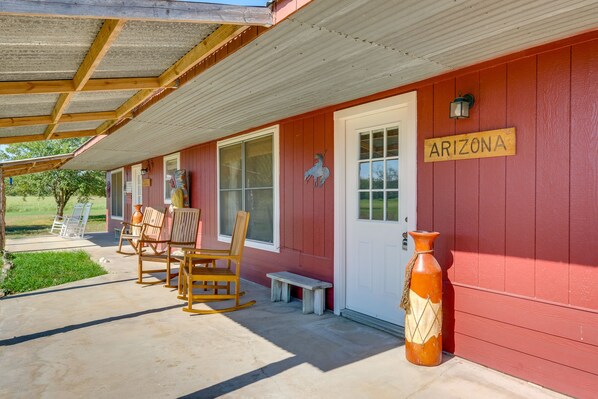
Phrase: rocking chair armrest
[
  {"left": 184, "top": 253, "right": 234, "bottom": 261},
  {"left": 182, "top": 248, "right": 229, "bottom": 254},
  {"left": 121, "top": 221, "right": 142, "bottom": 227},
  {"left": 138, "top": 239, "right": 170, "bottom": 245},
  {"left": 170, "top": 241, "right": 196, "bottom": 247}
]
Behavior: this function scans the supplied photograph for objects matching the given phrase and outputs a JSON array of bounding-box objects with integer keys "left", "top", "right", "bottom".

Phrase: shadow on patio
[{"left": 0, "top": 234, "right": 564, "bottom": 399}]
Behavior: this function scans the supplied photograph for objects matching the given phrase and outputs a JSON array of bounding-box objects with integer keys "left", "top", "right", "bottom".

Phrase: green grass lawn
[
  {"left": 5, "top": 196, "right": 106, "bottom": 237},
  {"left": 0, "top": 250, "right": 107, "bottom": 294}
]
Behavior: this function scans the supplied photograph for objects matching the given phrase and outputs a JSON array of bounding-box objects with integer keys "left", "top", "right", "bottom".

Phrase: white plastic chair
[
  {"left": 61, "top": 203, "right": 92, "bottom": 238},
  {"left": 50, "top": 203, "right": 84, "bottom": 234}
]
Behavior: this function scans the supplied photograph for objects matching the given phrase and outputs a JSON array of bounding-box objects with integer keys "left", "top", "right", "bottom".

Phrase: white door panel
[{"left": 342, "top": 97, "right": 417, "bottom": 326}]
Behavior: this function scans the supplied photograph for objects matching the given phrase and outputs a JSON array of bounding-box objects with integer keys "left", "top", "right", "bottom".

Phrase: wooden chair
[
  {"left": 178, "top": 211, "right": 255, "bottom": 314},
  {"left": 117, "top": 207, "right": 166, "bottom": 255},
  {"left": 137, "top": 208, "right": 201, "bottom": 287}
]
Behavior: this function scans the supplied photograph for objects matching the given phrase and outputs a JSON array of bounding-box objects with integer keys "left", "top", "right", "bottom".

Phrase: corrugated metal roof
[
  {"left": 64, "top": 0, "right": 598, "bottom": 170},
  {"left": 92, "top": 21, "right": 220, "bottom": 79},
  {"left": 65, "top": 90, "right": 140, "bottom": 114},
  {"left": 0, "top": 13, "right": 227, "bottom": 142},
  {"left": 55, "top": 121, "right": 104, "bottom": 133},
  {"left": 0, "top": 125, "right": 46, "bottom": 137},
  {"left": 0, "top": 93, "right": 59, "bottom": 118},
  {"left": 0, "top": 15, "right": 102, "bottom": 82},
  {"left": 0, "top": 153, "right": 73, "bottom": 177}
]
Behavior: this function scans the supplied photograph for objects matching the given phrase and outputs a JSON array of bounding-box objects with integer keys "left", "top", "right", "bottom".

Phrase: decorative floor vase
[
  {"left": 404, "top": 230, "right": 442, "bottom": 366},
  {"left": 132, "top": 204, "right": 143, "bottom": 236}
]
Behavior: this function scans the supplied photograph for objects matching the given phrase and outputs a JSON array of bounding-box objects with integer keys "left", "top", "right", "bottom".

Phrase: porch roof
[
  {"left": 65, "top": 0, "right": 598, "bottom": 171},
  {"left": 0, "top": 1, "right": 272, "bottom": 146},
  {"left": 0, "top": 153, "right": 73, "bottom": 177}
]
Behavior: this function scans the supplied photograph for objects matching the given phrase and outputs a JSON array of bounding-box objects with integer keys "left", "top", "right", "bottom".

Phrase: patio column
[{"left": 0, "top": 169, "right": 4, "bottom": 251}]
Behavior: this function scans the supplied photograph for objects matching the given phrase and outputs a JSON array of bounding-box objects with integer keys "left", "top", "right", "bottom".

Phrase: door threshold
[{"left": 341, "top": 309, "right": 405, "bottom": 338}]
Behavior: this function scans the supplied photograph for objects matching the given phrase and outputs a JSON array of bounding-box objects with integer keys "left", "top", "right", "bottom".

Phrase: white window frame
[
  {"left": 163, "top": 153, "right": 180, "bottom": 204},
  {"left": 131, "top": 163, "right": 143, "bottom": 206},
  {"left": 217, "top": 125, "right": 280, "bottom": 253},
  {"left": 110, "top": 168, "right": 124, "bottom": 221}
]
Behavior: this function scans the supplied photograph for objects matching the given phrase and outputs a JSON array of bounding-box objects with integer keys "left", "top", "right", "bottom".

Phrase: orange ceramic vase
[
  {"left": 132, "top": 204, "right": 143, "bottom": 224},
  {"left": 405, "top": 230, "right": 442, "bottom": 366},
  {"left": 132, "top": 204, "right": 143, "bottom": 236}
]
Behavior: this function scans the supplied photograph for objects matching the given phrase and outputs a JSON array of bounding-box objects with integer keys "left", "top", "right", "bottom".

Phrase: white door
[
  {"left": 335, "top": 93, "right": 417, "bottom": 326},
  {"left": 131, "top": 164, "right": 143, "bottom": 206}
]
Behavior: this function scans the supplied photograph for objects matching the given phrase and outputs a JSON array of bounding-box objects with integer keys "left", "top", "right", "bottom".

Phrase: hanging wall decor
[
  {"left": 304, "top": 152, "right": 330, "bottom": 188},
  {"left": 170, "top": 169, "right": 190, "bottom": 209}
]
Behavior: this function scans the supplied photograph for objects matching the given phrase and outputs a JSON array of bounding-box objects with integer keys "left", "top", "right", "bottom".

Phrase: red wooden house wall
[
  {"left": 414, "top": 37, "right": 598, "bottom": 398},
  {"left": 105, "top": 32, "right": 598, "bottom": 397}
]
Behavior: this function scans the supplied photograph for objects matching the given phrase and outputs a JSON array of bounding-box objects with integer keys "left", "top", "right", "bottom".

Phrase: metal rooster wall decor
[{"left": 304, "top": 152, "right": 330, "bottom": 188}]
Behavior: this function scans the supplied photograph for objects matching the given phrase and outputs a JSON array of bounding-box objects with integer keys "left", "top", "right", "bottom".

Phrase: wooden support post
[{"left": 0, "top": 170, "right": 5, "bottom": 252}]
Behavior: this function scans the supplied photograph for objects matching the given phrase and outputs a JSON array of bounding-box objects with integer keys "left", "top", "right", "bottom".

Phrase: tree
[{"left": 1, "top": 139, "right": 105, "bottom": 216}]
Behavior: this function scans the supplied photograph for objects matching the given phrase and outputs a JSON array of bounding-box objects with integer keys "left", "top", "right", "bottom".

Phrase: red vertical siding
[
  {"left": 416, "top": 85, "right": 434, "bottom": 232},
  {"left": 302, "top": 118, "right": 314, "bottom": 257},
  {"left": 570, "top": 40, "right": 598, "bottom": 309},
  {"left": 432, "top": 79, "right": 456, "bottom": 282},
  {"left": 292, "top": 120, "right": 304, "bottom": 252},
  {"left": 282, "top": 121, "right": 294, "bottom": 249},
  {"left": 411, "top": 38, "right": 598, "bottom": 398},
  {"left": 505, "top": 56, "right": 537, "bottom": 297},
  {"left": 454, "top": 72, "right": 480, "bottom": 286},
  {"left": 535, "top": 48, "right": 571, "bottom": 303},
  {"left": 477, "top": 64, "right": 507, "bottom": 291},
  {"left": 312, "top": 113, "right": 326, "bottom": 258},
  {"left": 432, "top": 79, "right": 456, "bottom": 352}
]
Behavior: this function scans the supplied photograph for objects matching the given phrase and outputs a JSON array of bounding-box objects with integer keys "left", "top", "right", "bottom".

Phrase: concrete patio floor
[{"left": 1, "top": 233, "right": 569, "bottom": 399}]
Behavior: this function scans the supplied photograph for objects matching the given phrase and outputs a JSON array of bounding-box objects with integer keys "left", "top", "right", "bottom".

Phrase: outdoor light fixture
[
  {"left": 140, "top": 168, "right": 148, "bottom": 175},
  {"left": 449, "top": 93, "right": 475, "bottom": 119}
]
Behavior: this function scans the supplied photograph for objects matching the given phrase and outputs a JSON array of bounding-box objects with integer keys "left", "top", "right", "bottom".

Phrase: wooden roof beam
[
  {"left": 45, "top": 19, "right": 125, "bottom": 140},
  {"left": 0, "top": 130, "right": 97, "bottom": 144},
  {"left": 0, "top": 111, "right": 116, "bottom": 128},
  {"left": 96, "top": 24, "right": 248, "bottom": 135},
  {"left": 0, "top": 77, "right": 175, "bottom": 96},
  {"left": 0, "top": 0, "right": 273, "bottom": 26}
]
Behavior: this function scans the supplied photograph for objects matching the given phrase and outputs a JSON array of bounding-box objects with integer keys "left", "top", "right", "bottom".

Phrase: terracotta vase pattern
[{"left": 404, "top": 230, "right": 443, "bottom": 366}]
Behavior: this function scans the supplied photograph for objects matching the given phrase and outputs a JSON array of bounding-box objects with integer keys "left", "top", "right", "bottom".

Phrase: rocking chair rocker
[{"left": 178, "top": 211, "right": 255, "bottom": 314}]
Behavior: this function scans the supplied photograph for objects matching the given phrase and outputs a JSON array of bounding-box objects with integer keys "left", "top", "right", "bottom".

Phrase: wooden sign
[
  {"left": 424, "top": 128, "right": 516, "bottom": 162},
  {"left": 142, "top": 178, "right": 152, "bottom": 187}
]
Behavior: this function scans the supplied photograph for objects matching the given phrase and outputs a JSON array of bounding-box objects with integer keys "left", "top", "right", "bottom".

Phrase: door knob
[{"left": 402, "top": 232, "right": 408, "bottom": 251}]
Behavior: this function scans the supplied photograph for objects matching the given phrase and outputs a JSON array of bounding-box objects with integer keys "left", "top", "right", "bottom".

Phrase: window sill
[
  {"left": 111, "top": 215, "right": 124, "bottom": 221},
  {"left": 218, "top": 235, "right": 280, "bottom": 253}
]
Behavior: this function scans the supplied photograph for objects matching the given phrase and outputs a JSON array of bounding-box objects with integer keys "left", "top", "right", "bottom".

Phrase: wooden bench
[{"left": 266, "top": 272, "right": 332, "bottom": 315}]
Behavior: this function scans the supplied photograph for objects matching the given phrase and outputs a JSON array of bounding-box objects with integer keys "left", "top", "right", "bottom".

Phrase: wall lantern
[
  {"left": 140, "top": 168, "right": 148, "bottom": 175},
  {"left": 449, "top": 93, "right": 475, "bottom": 119}
]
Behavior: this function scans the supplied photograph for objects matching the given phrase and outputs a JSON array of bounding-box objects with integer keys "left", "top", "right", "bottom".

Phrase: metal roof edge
[{"left": 0, "top": 153, "right": 73, "bottom": 167}]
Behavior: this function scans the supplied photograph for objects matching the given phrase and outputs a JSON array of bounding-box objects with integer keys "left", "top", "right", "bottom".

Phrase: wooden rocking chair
[
  {"left": 117, "top": 206, "right": 166, "bottom": 255},
  {"left": 137, "top": 208, "right": 201, "bottom": 287},
  {"left": 178, "top": 211, "right": 255, "bottom": 314}
]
